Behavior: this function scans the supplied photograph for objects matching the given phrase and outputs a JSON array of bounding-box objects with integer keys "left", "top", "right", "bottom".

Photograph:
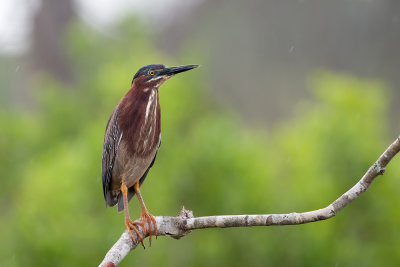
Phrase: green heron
[{"left": 102, "top": 64, "right": 199, "bottom": 247}]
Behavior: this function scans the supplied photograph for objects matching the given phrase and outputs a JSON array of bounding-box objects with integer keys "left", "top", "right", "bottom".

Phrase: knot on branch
[
  {"left": 373, "top": 162, "right": 385, "bottom": 175},
  {"left": 164, "top": 206, "right": 194, "bottom": 240},
  {"left": 178, "top": 205, "right": 194, "bottom": 219}
]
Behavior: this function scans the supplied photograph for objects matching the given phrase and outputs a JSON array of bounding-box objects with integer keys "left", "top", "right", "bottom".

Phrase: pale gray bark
[{"left": 99, "top": 136, "right": 400, "bottom": 267}]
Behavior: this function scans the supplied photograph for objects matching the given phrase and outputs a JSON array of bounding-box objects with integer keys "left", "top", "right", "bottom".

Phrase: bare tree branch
[{"left": 99, "top": 136, "right": 400, "bottom": 267}]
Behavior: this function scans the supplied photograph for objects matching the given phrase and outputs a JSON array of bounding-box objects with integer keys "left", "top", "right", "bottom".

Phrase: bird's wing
[{"left": 102, "top": 105, "right": 122, "bottom": 207}]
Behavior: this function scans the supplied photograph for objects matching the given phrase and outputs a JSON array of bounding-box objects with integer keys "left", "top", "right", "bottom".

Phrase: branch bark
[{"left": 99, "top": 136, "right": 400, "bottom": 267}]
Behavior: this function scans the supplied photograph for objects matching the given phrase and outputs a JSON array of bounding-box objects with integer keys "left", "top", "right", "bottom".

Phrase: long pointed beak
[{"left": 162, "top": 65, "right": 200, "bottom": 76}]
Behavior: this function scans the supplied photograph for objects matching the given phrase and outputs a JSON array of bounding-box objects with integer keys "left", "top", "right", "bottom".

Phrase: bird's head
[{"left": 131, "top": 64, "right": 199, "bottom": 89}]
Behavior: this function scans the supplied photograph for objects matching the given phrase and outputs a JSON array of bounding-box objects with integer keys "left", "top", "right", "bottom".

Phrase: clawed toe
[
  {"left": 140, "top": 211, "right": 157, "bottom": 246},
  {"left": 125, "top": 219, "right": 145, "bottom": 248}
]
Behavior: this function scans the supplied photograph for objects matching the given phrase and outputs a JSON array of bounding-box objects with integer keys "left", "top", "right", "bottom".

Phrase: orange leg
[
  {"left": 134, "top": 181, "right": 158, "bottom": 246},
  {"left": 121, "top": 184, "right": 145, "bottom": 248}
]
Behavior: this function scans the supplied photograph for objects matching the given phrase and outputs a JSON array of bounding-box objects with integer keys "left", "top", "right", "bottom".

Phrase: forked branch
[{"left": 99, "top": 136, "right": 400, "bottom": 267}]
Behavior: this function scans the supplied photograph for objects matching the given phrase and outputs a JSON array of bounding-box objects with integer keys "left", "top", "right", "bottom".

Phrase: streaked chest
[{"left": 119, "top": 88, "right": 161, "bottom": 157}]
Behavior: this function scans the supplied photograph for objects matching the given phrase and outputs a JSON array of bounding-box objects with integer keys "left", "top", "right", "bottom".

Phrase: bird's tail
[{"left": 105, "top": 190, "right": 119, "bottom": 209}]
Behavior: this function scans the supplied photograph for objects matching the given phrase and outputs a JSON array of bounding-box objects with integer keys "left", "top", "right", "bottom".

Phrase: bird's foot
[
  {"left": 139, "top": 209, "right": 158, "bottom": 246},
  {"left": 125, "top": 218, "right": 145, "bottom": 248}
]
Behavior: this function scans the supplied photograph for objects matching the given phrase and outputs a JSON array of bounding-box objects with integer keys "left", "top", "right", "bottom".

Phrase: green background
[{"left": 1, "top": 18, "right": 400, "bottom": 267}]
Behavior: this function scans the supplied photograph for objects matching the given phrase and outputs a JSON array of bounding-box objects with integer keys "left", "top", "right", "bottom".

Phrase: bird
[{"left": 102, "top": 64, "right": 199, "bottom": 247}]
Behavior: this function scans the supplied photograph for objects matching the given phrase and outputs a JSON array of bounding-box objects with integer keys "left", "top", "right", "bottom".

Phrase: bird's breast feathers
[{"left": 119, "top": 88, "right": 161, "bottom": 157}]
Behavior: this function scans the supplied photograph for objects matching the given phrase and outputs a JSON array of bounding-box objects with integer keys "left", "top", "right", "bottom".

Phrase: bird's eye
[{"left": 149, "top": 70, "right": 155, "bottom": 76}]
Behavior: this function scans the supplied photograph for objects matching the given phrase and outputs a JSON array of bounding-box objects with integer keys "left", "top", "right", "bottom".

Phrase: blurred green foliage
[{"left": 1, "top": 19, "right": 400, "bottom": 267}]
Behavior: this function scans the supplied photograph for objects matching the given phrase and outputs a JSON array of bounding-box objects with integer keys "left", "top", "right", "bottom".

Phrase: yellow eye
[{"left": 149, "top": 70, "right": 155, "bottom": 76}]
